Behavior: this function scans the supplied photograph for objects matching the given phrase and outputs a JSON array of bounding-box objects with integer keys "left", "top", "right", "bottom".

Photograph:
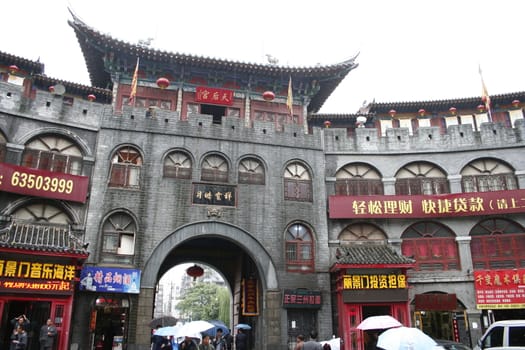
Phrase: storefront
[
  {"left": 330, "top": 245, "right": 415, "bottom": 350},
  {"left": 284, "top": 289, "right": 322, "bottom": 350},
  {"left": 0, "top": 250, "right": 88, "bottom": 350},
  {"left": 79, "top": 266, "right": 141, "bottom": 350},
  {"left": 413, "top": 293, "right": 469, "bottom": 344}
]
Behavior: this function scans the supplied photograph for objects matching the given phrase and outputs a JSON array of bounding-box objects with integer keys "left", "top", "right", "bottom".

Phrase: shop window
[
  {"left": 201, "top": 154, "right": 228, "bottom": 183},
  {"left": 108, "top": 146, "right": 142, "bottom": 189},
  {"left": 21, "top": 135, "right": 83, "bottom": 175},
  {"left": 284, "top": 162, "right": 312, "bottom": 202},
  {"left": 335, "top": 162, "right": 383, "bottom": 196},
  {"left": 461, "top": 158, "right": 518, "bottom": 192},
  {"left": 401, "top": 221, "right": 460, "bottom": 271},
  {"left": 285, "top": 223, "right": 314, "bottom": 273},
  {"left": 238, "top": 157, "right": 265, "bottom": 185},
  {"left": 163, "top": 151, "right": 192, "bottom": 179},
  {"left": 102, "top": 212, "right": 136, "bottom": 259},
  {"left": 470, "top": 218, "right": 525, "bottom": 269},
  {"left": 395, "top": 161, "right": 449, "bottom": 195}
]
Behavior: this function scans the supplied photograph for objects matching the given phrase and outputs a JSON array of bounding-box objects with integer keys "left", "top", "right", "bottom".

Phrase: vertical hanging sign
[{"left": 242, "top": 278, "right": 259, "bottom": 316}]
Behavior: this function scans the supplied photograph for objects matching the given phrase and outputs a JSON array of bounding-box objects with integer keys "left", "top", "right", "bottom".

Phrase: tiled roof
[
  {"left": 334, "top": 244, "right": 414, "bottom": 266},
  {"left": 0, "top": 51, "right": 44, "bottom": 74},
  {"left": 67, "top": 11, "right": 358, "bottom": 113}
]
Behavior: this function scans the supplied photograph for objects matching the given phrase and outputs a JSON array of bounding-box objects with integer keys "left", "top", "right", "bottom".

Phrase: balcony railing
[{"left": 0, "top": 221, "right": 86, "bottom": 252}]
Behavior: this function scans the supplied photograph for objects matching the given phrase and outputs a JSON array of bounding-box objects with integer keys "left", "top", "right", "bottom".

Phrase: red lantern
[
  {"left": 262, "top": 91, "right": 275, "bottom": 101},
  {"left": 9, "top": 65, "right": 19, "bottom": 74},
  {"left": 418, "top": 108, "right": 426, "bottom": 117},
  {"left": 87, "top": 94, "right": 96, "bottom": 102},
  {"left": 477, "top": 104, "right": 485, "bottom": 113},
  {"left": 449, "top": 107, "right": 457, "bottom": 115},
  {"left": 512, "top": 99, "right": 520, "bottom": 108},
  {"left": 389, "top": 109, "right": 397, "bottom": 117},
  {"left": 186, "top": 264, "right": 204, "bottom": 281},
  {"left": 324, "top": 120, "right": 332, "bottom": 128},
  {"left": 156, "top": 77, "right": 170, "bottom": 89},
  {"left": 49, "top": 86, "right": 55, "bottom": 93}
]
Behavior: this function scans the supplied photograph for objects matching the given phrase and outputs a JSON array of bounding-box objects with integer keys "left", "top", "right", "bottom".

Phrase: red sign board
[
  {"left": 329, "top": 189, "right": 525, "bottom": 219},
  {"left": 415, "top": 293, "right": 457, "bottom": 311},
  {"left": 0, "top": 162, "right": 89, "bottom": 203},
  {"left": 474, "top": 268, "right": 525, "bottom": 309},
  {"left": 242, "top": 278, "right": 259, "bottom": 316},
  {"left": 195, "top": 86, "right": 234, "bottom": 106},
  {"left": 283, "top": 289, "right": 322, "bottom": 309}
]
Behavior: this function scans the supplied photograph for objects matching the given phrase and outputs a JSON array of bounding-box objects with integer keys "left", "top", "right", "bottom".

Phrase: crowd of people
[
  {"left": 151, "top": 325, "right": 248, "bottom": 350},
  {"left": 9, "top": 315, "right": 58, "bottom": 350}
]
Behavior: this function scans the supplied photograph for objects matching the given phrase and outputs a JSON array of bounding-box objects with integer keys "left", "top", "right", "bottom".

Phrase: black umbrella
[{"left": 149, "top": 316, "right": 178, "bottom": 328}]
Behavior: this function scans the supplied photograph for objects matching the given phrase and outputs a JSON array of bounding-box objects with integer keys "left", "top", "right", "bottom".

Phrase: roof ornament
[
  {"left": 265, "top": 54, "right": 279, "bottom": 65},
  {"left": 138, "top": 38, "right": 154, "bottom": 48}
]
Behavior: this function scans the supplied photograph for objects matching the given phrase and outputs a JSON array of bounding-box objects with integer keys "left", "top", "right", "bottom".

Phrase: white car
[{"left": 475, "top": 320, "right": 525, "bottom": 350}]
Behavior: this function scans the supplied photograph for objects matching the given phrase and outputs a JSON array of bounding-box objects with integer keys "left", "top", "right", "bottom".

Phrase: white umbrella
[
  {"left": 377, "top": 326, "right": 438, "bottom": 350},
  {"left": 154, "top": 325, "right": 182, "bottom": 337},
  {"left": 357, "top": 315, "right": 402, "bottom": 330},
  {"left": 174, "top": 320, "right": 215, "bottom": 338}
]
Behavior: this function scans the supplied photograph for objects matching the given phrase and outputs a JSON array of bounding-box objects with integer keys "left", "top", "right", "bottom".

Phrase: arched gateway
[{"left": 135, "top": 221, "right": 279, "bottom": 350}]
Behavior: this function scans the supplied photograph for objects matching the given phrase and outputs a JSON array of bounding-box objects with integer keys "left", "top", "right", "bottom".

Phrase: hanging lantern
[
  {"left": 388, "top": 109, "right": 397, "bottom": 118},
  {"left": 49, "top": 86, "right": 55, "bottom": 93},
  {"left": 418, "top": 108, "right": 426, "bottom": 117},
  {"left": 449, "top": 107, "right": 457, "bottom": 115},
  {"left": 87, "top": 94, "right": 96, "bottom": 102},
  {"left": 262, "top": 91, "right": 275, "bottom": 101},
  {"left": 186, "top": 264, "right": 204, "bottom": 281},
  {"left": 477, "top": 104, "right": 485, "bottom": 113},
  {"left": 512, "top": 99, "right": 520, "bottom": 108},
  {"left": 9, "top": 65, "right": 19, "bottom": 74},
  {"left": 156, "top": 77, "right": 170, "bottom": 89},
  {"left": 324, "top": 120, "right": 332, "bottom": 128}
]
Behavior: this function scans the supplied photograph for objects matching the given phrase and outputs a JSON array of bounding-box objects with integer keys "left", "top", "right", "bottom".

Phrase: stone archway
[{"left": 134, "top": 221, "right": 280, "bottom": 350}]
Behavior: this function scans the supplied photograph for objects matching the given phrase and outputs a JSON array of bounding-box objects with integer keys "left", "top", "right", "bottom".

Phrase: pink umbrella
[{"left": 357, "top": 315, "right": 402, "bottom": 330}]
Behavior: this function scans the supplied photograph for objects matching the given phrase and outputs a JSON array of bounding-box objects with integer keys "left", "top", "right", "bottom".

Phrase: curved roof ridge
[{"left": 68, "top": 13, "right": 357, "bottom": 72}]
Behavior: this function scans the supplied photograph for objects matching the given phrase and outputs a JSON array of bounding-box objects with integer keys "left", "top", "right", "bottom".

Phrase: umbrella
[
  {"left": 149, "top": 316, "right": 178, "bottom": 328},
  {"left": 154, "top": 325, "right": 182, "bottom": 337},
  {"left": 204, "top": 320, "right": 230, "bottom": 337},
  {"left": 174, "top": 320, "right": 215, "bottom": 338},
  {"left": 377, "top": 326, "right": 438, "bottom": 350},
  {"left": 357, "top": 315, "right": 402, "bottom": 330},
  {"left": 235, "top": 323, "right": 252, "bottom": 330}
]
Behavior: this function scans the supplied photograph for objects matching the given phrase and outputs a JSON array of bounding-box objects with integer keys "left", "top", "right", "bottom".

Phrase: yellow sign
[
  {"left": 343, "top": 274, "right": 407, "bottom": 290},
  {"left": 0, "top": 260, "right": 76, "bottom": 281}
]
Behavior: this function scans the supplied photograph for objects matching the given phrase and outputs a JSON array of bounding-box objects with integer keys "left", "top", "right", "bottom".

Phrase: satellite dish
[{"left": 53, "top": 84, "right": 66, "bottom": 95}]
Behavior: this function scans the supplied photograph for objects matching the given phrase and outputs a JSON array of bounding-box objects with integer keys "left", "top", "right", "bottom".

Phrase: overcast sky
[{"left": 2, "top": 0, "right": 524, "bottom": 113}]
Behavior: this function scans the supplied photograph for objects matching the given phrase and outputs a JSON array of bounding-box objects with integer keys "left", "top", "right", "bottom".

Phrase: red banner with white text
[
  {"left": 0, "top": 163, "right": 89, "bottom": 203},
  {"left": 329, "top": 189, "right": 525, "bottom": 219}
]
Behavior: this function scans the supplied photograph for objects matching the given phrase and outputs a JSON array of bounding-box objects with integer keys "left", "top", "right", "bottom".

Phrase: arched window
[
  {"left": 201, "top": 154, "right": 228, "bottom": 183},
  {"left": 461, "top": 158, "right": 518, "bottom": 192},
  {"left": 109, "top": 146, "right": 142, "bottom": 188},
  {"left": 338, "top": 223, "right": 387, "bottom": 244},
  {"left": 470, "top": 218, "right": 525, "bottom": 269},
  {"left": 285, "top": 223, "right": 314, "bottom": 273},
  {"left": 9, "top": 203, "right": 83, "bottom": 250},
  {"left": 238, "top": 157, "right": 265, "bottom": 185},
  {"left": 164, "top": 151, "right": 192, "bottom": 179},
  {"left": 284, "top": 162, "right": 312, "bottom": 202},
  {"left": 395, "top": 161, "right": 449, "bottom": 195},
  {"left": 335, "top": 162, "right": 383, "bottom": 195},
  {"left": 102, "top": 212, "right": 137, "bottom": 264},
  {"left": 401, "top": 221, "right": 460, "bottom": 271},
  {"left": 22, "top": 135, "right": 83, "bottom": 175}
]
